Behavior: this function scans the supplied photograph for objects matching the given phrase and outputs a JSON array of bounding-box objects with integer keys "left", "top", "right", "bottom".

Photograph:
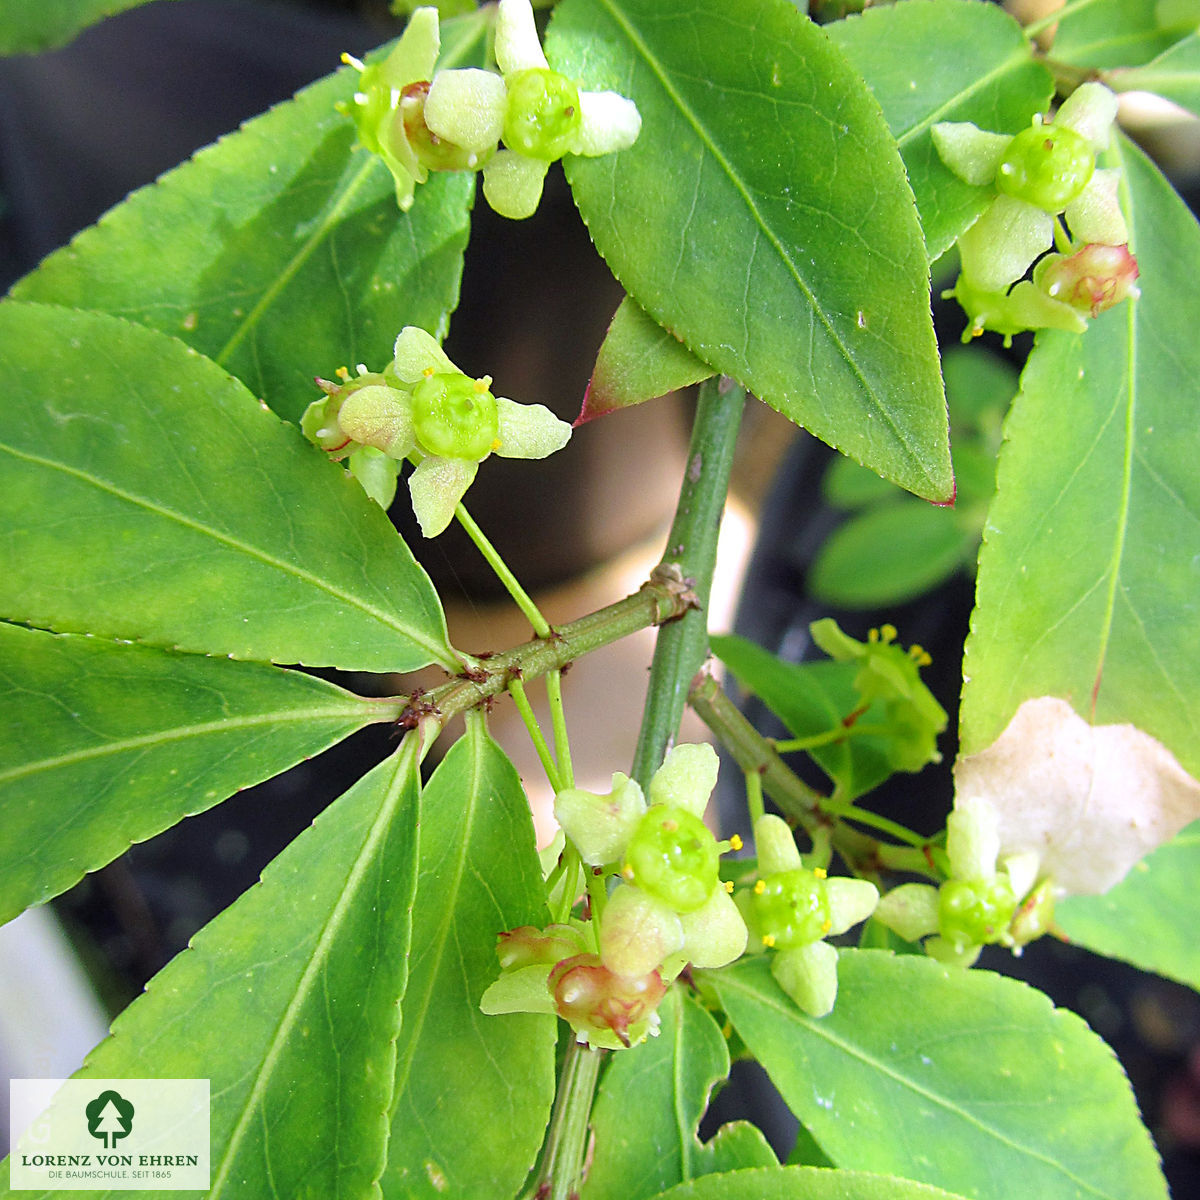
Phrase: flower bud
[
  {"left": 496, "top": 923, "right": 587, "bottom": 971},
  {"left": 549, "top": 953, "right": 667, "bottom": 1048},
  {"left": 1035, "top": 243, "right": 1140, "bottom": 317}
]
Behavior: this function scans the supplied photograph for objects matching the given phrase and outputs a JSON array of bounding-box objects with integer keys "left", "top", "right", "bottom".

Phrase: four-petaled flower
[
  {"left": 424, "top": 0, "right": 641, "bottom": 218},
  {"left": 933, "top": 83, "right": 1136, "bottom": 342},
  {"left": 302, "top": 327, "right": 571, "bottom": 537}
]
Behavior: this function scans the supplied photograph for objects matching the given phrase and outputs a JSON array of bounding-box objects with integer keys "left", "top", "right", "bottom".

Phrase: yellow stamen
[
  {"left": 753, "top": 880, "right": 766, "bottom": 895},
  {"left": 729, "top": 834, "right": 743, "bottom": 851},
  {"left": 724, "top": 880, "right": 734, "bottom": 894},
  {"left": 335, "top": 366, "right": 350, "bottom": 381},
  {"left": 813, "top": 867, "right": 827, "bottom": 879},
  {"left": 762, "top": 934, "right": 776, "bottom": 948},
  {"left": 821, "top": 919, "right": 832, "bottom": 934},
  {"left": 422, "top": 366, "right": 435, "bottom": 377},
  {"left": 491, "top": 438, "right": 502, "bottom": 452}
]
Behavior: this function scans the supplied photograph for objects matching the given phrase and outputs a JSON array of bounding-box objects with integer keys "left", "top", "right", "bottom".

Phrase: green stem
[
  {"left": 774, "top": 722, "right": 892, "bottom": 753},
  {"left": 508, "top": 677, "right": 562, "bottom": 791},
  {"left": 547, "top": 669, "right": 575, "bottom": 787},
  {"left": 455, "top": 501, "right": 552, "bottom": 637},
  {"left": 397, "top": 577, "right": 696, "bottom": 733},
  {"left": 744, "top": 766, "right": 765, "bottom": 827},
  {"left": 631, "top": 376, "right": 747, "bottom": 788},
  {"left": 526, "top": 1041, "right": 605, "bottom": 1200},
  {"left": 819, "top": 797, "right": 926, "bottom": 848},
  {"left": 1052, "top": 213, "right": 1073, "bottom": 254}
]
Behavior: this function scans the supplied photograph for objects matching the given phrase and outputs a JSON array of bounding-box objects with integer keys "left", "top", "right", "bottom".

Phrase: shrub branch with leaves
[{"left": 3, "top": 1, "right": 1200, "bottom": 1198}]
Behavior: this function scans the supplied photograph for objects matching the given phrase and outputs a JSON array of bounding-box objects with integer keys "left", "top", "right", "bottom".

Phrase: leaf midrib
[
  {"left": 0, "top": 439, "right": 453, "bottom": 669},
  {"left": 0, "top": 703, "right": 377, "bottom": 787},
  {"left": 717, "top": 967, "right": 1120, "bottom": 1199},
  {"left": 207, "top": 738, "right": 418, "bottom": 1196},
  {"left": 594, "top": 0, "right": 938, "bottom": 494}
]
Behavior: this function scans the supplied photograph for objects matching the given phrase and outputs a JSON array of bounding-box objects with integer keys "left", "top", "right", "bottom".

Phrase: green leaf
[
  {"left": 959, "top": 138, "right": 1200, "bottom": 778},
  {"left": 1057, "top": 819, "right": 1200, "bottom": 991},
  {"left": 9, "top": 29, "right": 481, "bottom": 422},
  {"left": 1109, "top": 32, "right": 1200, "bottom": 118},
  {"left": 809, "top": 501, "right": 969, "bottom": 609},
  {"left": 0, "top": 740, "right": 423, "bottom": 1200},
  {"left": 1049, "top": 0, "right": 1193, "bottom": 69},
  {"left": 383, "top": 719, "right": 556, "bottom": 1198},
  {"left": 826, "top": 0, "right": 1053, "bottom": 261},
  {"left": 822, "top": 456, "right": 900, "bottom": 510},
  {"left": 644, "top": 1166, "right": 971, "bottom": 1200},
  {"left": 0, "top": 622, "right": 387, "bottom": 925},
  {"left": 711, "top": 633, "right": 896, "bottom": 801},
  {"left": 0, "top": 0, "right": 173, "bottom": 54},
  {"left": 583, "top": 987, "right": 776, "bottom": 1200},
  {"left": 549, "top": 0, "right": 952, "bottom": 502},
  {"left": 707, "top": 952, "right": 1168, "bottom": 1200},
  {"left": 0, "top": 303, "right": 453, "bottom": 671},
  {"left": 580, "top": 296, "right": 715, "bottom": 423}
]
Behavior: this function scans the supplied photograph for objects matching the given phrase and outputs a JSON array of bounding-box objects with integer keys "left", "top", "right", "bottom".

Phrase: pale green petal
[
  {"left": 925, "top": 936, "right": 982, "bottom": 968},
  {"left": 493, "top": 394, "right": 571, "bottom": 458},
  {"left": 380, "top": 6, "right": 440, "bottom": 90},
  {"left": 425, "top": 68, "right": 507, "bottom": 156},
  {"left": 571, "top": 91, "right": 642, "bottom": 156},
  {"left": 553, "top": 773, "right": 646, "bottom": 866},
  {"left": 679, "top": 886, "right": 748, "bottom": 969},
  {"left": 1001, "top": 850, "right": 1041, "bottom": 901},
  {"left": 495, "top": 0, "right": 548, "bottom": 74},
  {"left": 482, "top": 151, "right": 550, "bottom": 220},
  {"left": 393, "top": 325, "right": 458, "bottom": 382},
  {"left": 347, "top": 446, "right": 400, "bottom": 508},
  {"left": 408, "top": 454, "right": 477, "bottom": 537},
  {"left": 947, "top": 794, "right": 1001, "bottom": 881},
  {"left": 931, "top": 122, "right": 1011, "bottom": 186},
  {"left": 754, "top": 814, "right": 803, "bottom": 876},
  {"left": 1065, "top": 168, "right": 1128, "bottom": 244},
  {"left": 874, "top": 882, "right": 940, "bottom": 943},
  {"left": 958, "top": 195, "right": 1052, "bottom": 291},
  {"left": 772, "top": 941, "right": 839, "bottom": 1018},
  {"left": 480, "top": 963, "right": 556, "bottom": 1015},
  {"left": 600, "top": 884, "right": 683, "bottom": 979},
  {"left": 1055, "top": 81, "right": 1119, "bottom": 152},
  {"left": 337, "top": 384, "right": 416, "bottom": 457},
  {"left": 648, "top": 742, "right": 719, "bottom": 818},
  {"left": 825, "top": 878, "right": 879, "bottom": 937}
]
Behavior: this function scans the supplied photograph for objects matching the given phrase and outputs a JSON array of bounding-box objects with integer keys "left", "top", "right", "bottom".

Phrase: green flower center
[
  {"left": 937, "top": 876, "right": 1017, "bottom": 950},
  {"left": 995, "top": 123, "right": 1094, "bottom": 212},
  {"left": 503, "top": 68, "right": 583, "bottom": 160},
  {"left": 623, "top": 805, "right": 718, "bottom": 913},
  {"left": 751, "top": 868, "right": 831, "bottom": 950},
  {"left": 412, "top": 372, "right": 499, "bottom": 460}
]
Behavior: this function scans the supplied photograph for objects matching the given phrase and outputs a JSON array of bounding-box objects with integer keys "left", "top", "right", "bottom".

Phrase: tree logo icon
[{"left": 85, "top": 1090, "right": 135, "bottom": 1149}]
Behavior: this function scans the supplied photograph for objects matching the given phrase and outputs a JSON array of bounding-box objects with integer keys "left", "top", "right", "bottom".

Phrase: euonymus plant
[{"left": 3, "top": 0, "right": 1200, "bottom": 1197}]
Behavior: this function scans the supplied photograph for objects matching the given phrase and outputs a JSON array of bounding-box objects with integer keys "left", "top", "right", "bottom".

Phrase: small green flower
[
  {"left": 874, "top": 795, "right": 1051, "bottom": 967},
  {"left": 425, "top": 0, "right": 641, "bottom": 219},
  {"left": 738, "top": 815, "right": 878, "bottom": 1017},
  {"left": 809, "top": 619, "right": 947, "bottom": 773},
  {"left": 338, "top": 8, "right": 494, "bottom": 211},
  {"left": 301, "top": 327, "right": 571, "bottom": 535},
  {"left": 933, "top": 83, "right": 1135, "bottom": 341}
]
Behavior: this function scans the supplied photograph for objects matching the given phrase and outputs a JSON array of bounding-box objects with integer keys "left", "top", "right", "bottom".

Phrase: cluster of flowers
[
  {"left": 339, "top": 0, "right": 640, "bottom": 219},
  {"left": 482, "top": 744, "right": 887, "bottom": 1048},
  {"left": 934, "top": 82, "right": 1139, "bottom": 344},
  {"left": 874, "top": 795, "right": 1055, "bottom": 966},
  {"left": 302, "top": 326, "right": 570, "bottom": 535}
]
